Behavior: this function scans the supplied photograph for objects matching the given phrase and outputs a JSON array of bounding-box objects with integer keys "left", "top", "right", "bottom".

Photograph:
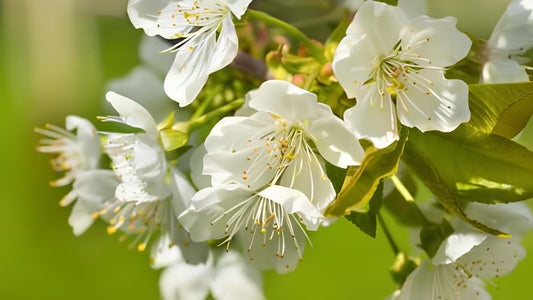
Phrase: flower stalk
[{"left": 245, "top": 9, "right": 328, "bottom": 64}]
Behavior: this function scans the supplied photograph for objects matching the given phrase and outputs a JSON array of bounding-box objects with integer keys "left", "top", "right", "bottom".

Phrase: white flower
[
  {"left": 99, "top": 92, "right": 209, "bottom": 261},
  {"left": 203, "top": 80, "right": 364, "bottom": 209},
  {"left": 332, "top": 1, "right": 471, "bottom": 148},
  {"left": 36, "top": 116, "right": 117, "bottom": 236},
  {"left": 180, "top": 80, "right": 363, "bottom": 272},
  {"left": 102, "top": 91, "right": 168, "bottom": 204},
  {"left": 160, "top": 250, "right": 265, "bottom": 300},
  {"left": 481, "top": 0, "right": 533, "bottom": 83},
  {"left": 180, "top": 184, "right": 323, "bottom": 273},
  {"left": 397, "top": 236, "right": 524, "bottom": 300},
  {"left": 127, "top": 0, "right": 252, "bottom": 106},
  {"left": 396, "top": 202, "right": 533, "bottom": 300},
  {"left": 36, "top": 116, "right": 101, "bottom": 187}
]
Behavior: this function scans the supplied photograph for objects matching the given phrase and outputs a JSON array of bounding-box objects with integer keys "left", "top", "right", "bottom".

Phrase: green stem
[
  {"left": 191, "top": 86, "right": 223, "bottom": 119},
  {"left": 245, "top": 9, "right": 327, "bottom": 64},
  {"left": 377, "top": 212, "right": 399, "bottom": 255},
  {"left": 175, "top": 98, "right": 244, "bottom": 132},
  {"left": 391, "top": 175, "right": 414, "bottom": 202}
]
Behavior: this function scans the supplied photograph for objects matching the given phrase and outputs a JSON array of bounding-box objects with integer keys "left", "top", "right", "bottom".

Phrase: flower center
[
  {"left": 211, "top": 193, "right": 306, "bottom": 261},
  {"left": 95, "top": 198, "right": 168, "bottom": 252},
  {"left": 35, "top": 123, "right": 84, "bottom": 186},
  {"left": 156, "top": 0, "right": 228, "bottom": 39},
  {"left": 364, "top": 39, "right": 443, "bottom": 115},
  {"left": 105, "top": 134, "right": 159, "bottom": 203}
]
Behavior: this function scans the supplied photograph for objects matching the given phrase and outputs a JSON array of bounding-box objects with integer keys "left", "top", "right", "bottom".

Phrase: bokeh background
[{"left": 2, "top": 0, "right": 532, "bottom": 299}]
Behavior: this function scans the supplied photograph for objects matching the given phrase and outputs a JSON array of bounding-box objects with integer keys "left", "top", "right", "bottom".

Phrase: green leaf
[
  {"left": 159, "top": 129, "right": 189, "bottom": 151},
  {"left": 402, "top": 126, "right": 533, "bottom": 236},
  {"left": 469, "top": 82, "right": 533, "bottom": 138},
  {"left": 345, "top": 182, "right": 383, "bottom": 238},
  {"left": 325, "top": 161, "right": 347, "bottom": 194},
  {"left": 419, "top": 218, "right": 454, "bottom": 258},
  {"left": 325, "top": 127, "right": 408, "bottom": 217}
]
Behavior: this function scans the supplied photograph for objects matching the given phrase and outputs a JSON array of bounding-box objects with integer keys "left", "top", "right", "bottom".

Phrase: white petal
[
  {"left": 248, "top": 80, "right": 327, "bottom": 121},
  {"left": 105, "top": 91, "right": 158, "bottom": 137},
  {"left": 225, "top": 0, "right": 252, "bottom": 19},
  {"left": 346, "top": 1, "right": 408, "bottom": 54},
  {"left": 396, "top": 70, "right": 470, "bottom": 132},
  {"left": 65, "top": 115, "right": 100, "bottom": 169},
  {"left": 107, "top": 66, "right": 185, "bottom": 122},
  {"left": 278, "top": 154, "right": 336, "bottom": 214},
  {"left": 211, "top": 251, "right": 265, "bottom": 300},
  {"left": 432, "top": 232, "right": 487, "bottom": 265},
  {"left": 150, "top": 234, "right": 183, "bottom": 269},
  {"left": 207, "top": 13, "right": 238, "bottom": 73},
  {"left": 203, "top": 114, "right": 277, "bottom": 190},
  {"left": 159, "top": 260, "right": 213, "bottom": 300},
  {"left": 234, "top": 91, "right": 257, "bottom": 117},
  {"left": 332, "top": 34, "right": 378, "bottom": 99},
  {"left": 488, "top": 0, "right": 533, "bottom": 52},
  {"left": 127, "top": 0, "right": 193, "bottom": 39},
  {"left": 258, "top": 185, "right": 323, "bottom": 230},
  {"left": 168, "top": 214, "right": 210, "bottom": 265},
  {"left": 397, "top": 261, "right": 436, "bottom": 300},
  {"left": 179, "top": 186, "right": 256, "bottom": 242},
  {"left": 460, "top": 278, "right": 492, "bottom": 300},
  {"left": 69, "top": 170, "right": 118, "bottom": 236},
  {"left": 481, "top": 58, "right": 529, "bottom": 83},
  {"left": 464, "top": 202, "right": 533, "bottom": 237},
  {"left": 343, "top": 85, "right": 399, "bottom": 148},
  {"left": 189, "top": 144, "right": 212, "bottom": 190},
  {"left": 457, "top": 236, "right": 526, "bottom": 278},
  {"left": 134, "top": 136, "right": 170, "bottom": 199},
  {"left": 163, "top": 32, "right": 215, "bottom": 106},
  {"left": 308, "top": 117, "right": 365, "bottom": 168},
  {"left": 400, "top": 16, "right": 471, "bottom": 67},
  {"left": 245, "top": 221, "right": 308, "bottom": 274},
  {"left": 170, "top": 165, "right": 197, "bottom": 214}
]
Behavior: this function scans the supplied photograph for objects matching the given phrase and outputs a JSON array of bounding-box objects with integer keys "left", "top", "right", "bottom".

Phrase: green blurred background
[{"left": 2, "top": 0, "right": 532, "bottom": 299}]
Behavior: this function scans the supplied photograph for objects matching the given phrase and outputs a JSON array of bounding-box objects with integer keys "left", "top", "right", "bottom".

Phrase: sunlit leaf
[
  {"left": 402, "top": 126, "right": 533, "bottom": 235},
  {"left": 469, "top": 82, "right": 533, "bottom": 138},
  {"left": 325, "top": 127, "right": 408, "bottom": 217}
]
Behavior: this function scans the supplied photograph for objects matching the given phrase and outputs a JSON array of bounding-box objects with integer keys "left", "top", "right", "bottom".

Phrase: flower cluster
[{"left": 37, "top": 0, "right": 533, "bottom": 299}]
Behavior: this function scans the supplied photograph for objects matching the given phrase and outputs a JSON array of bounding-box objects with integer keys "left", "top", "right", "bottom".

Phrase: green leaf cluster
[{"left": 327, "top": 81, "right": 533, "bottom": 240}]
